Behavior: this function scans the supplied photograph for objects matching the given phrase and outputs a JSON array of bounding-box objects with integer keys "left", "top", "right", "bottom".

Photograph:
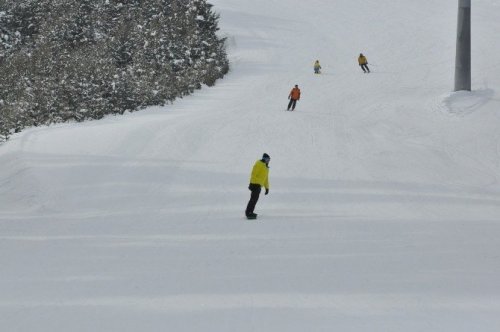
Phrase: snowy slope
[{"left": 1, "top": 0, "right": 500, "bottom": 331}]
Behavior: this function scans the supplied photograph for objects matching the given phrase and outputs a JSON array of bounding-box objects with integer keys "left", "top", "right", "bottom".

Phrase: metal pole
[{"left": 454, "top": 0, "right": 471, "bottom": 91}]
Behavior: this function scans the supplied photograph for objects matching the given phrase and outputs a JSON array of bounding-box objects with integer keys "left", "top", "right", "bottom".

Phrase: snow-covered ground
[{"left": 1, "top": 0, "right": 500, "bottom": 331}]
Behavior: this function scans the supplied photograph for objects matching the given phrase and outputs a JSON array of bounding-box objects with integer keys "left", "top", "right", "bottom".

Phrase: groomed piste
[{"left": 1, "top": 0, "right": 500, "bottom": 331}]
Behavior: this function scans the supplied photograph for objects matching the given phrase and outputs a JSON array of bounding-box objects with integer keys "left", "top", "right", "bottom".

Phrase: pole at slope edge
[{"left": 454, "top": 0, "right": 471, "bottom": 91}]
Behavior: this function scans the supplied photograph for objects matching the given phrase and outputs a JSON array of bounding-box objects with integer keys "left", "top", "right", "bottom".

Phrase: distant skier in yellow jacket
[
  {"left": 245, "top": 153, "right": 270, "bottom": 219},
  {"left": 314, "top": 60, "right": 322, "bottom": 74},
  {"left": 358, "top": 53, "right": 370, "bottom": 73}
]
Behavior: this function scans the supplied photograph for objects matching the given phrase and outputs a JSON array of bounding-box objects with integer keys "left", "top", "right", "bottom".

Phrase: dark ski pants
[
  {"left": 360, "top": 64, "right": 370, "bottom": 73},
  {"left": 287, "top": 99, "right": 298, "bottom": 110},
  {"left": 245, "top": 183, "right": 261, "bottom": 216}
]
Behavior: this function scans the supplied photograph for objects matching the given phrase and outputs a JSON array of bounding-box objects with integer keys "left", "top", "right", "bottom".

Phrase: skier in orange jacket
[{"left": 287, "top": 85, "right": 301, "bottom": 111}]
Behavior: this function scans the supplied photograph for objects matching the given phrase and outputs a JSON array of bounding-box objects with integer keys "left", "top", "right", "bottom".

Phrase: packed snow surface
[{"left": 1, "top": 0, "right": 500, "bottom": 331}]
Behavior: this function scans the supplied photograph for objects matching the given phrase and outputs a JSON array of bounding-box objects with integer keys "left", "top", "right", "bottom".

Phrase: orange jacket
[{"left": 289, "top": 87, "right": 301, "bottom": 100}]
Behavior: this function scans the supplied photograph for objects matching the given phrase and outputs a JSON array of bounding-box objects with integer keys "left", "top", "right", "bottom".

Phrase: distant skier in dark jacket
[
  {"left": 287, "top": 85, "right": 301, "bottom": 111},
  {"left": 245, "top": 153, "right": 270, "bottom": 219},
  {"left": 358, "top": 53, "right": 370, "bottom": 73}
]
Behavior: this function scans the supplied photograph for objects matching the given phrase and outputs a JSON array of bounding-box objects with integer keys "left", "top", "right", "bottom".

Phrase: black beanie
[{"left": 262, "top": 153, "right": 270, "bottom": 160}]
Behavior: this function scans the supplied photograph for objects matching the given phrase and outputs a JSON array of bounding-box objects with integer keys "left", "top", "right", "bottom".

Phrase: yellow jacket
[
  {"left": 358, "top": 55, "right": 368, "bottom": 65},
  {"left": 250, "top": 160, "right": 269, "bottom": 189}
]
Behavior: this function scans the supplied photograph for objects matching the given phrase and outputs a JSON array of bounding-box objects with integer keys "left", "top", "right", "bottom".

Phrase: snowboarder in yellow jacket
[{"left": 245, "top": 153, "right": 270, "bottom": 219}]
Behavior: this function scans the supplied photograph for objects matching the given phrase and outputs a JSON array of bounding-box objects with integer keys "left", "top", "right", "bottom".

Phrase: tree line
[{"left": 0, "top": 0, "right": 229, "bottom": 141}]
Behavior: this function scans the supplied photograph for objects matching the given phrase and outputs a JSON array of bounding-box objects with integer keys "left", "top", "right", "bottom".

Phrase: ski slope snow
[{"left": 1, "top": 0, "right": 500, "bottom": 331}]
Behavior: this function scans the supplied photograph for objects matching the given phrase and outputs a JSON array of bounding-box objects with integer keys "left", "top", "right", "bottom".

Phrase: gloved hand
[{"left": 265, "top": 188, "right": 269, "bottom": 195}]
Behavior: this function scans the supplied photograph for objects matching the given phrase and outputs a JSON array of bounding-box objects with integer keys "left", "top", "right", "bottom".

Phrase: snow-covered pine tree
[
  {"left": 0, "top": 0, "right": 229, "bottom": 141},
  {"left": 190, "top": 0, "right": 229, "bottom": 86}
]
